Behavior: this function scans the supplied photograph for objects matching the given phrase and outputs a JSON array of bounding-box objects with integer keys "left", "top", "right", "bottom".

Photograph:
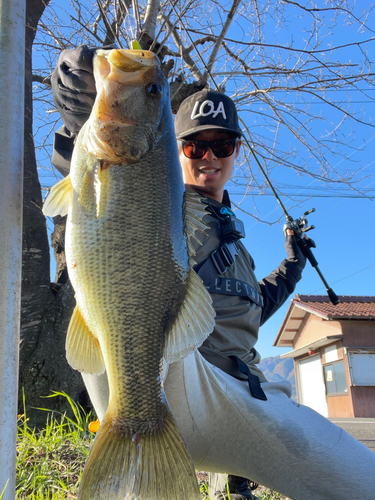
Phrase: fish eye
[{"left": 146, "top": 82, "right": 163, "bottom": 99}]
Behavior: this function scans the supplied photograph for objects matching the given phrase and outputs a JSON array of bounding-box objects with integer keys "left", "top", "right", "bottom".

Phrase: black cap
[{"left": 175, "top": 89, "right": 242, "bottom": 139}]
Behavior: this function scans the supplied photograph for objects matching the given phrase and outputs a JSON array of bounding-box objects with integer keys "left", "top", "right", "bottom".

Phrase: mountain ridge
[{"left": 257, "top": 355, "right": 296, "bottom": 400}]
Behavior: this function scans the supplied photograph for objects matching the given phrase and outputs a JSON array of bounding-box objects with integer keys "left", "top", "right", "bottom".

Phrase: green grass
[
  {"left": 0, "top": 481, "right": 9, "bottom": 500},
  {"left": 16, "top": 392, "right": 287, "bottom": 499},
  {"left": 16, "top": 391, "right": 93, "bottom": 499}
]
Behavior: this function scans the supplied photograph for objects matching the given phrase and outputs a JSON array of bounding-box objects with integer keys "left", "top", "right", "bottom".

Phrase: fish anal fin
[
  {"left": 164, "top": 269, "right": 216, "bottom": 363},
  {"left": 42, "top": 175, "right": 72, "bottom": 217},
  {"left": 78, "top": 404, "right": 200, "bottom": 500},
  {"left": 66, "top": 306, "right": 105, "bottom": 375}
]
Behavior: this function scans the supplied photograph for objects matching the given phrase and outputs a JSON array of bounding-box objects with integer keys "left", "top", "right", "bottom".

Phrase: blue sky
[
  {"left": 34, "top": 1, "right": 375, "bottom": 360},
  {"left": 220, "top": 4, "right": 375, "bottom": 358},
  {"left": 230, "top": 160, "right": 375, "bottom": 358}
]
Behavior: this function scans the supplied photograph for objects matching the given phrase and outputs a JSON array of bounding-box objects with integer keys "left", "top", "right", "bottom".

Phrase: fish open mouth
[
  {"left": 84, "top": 48, "right": 165, "bottom": 163},
  {"left": 92, "top": 49, "right": 161, "bottom": 129},
  {"left": 109, "top": 49, "right": 156, "bottom": 72},
  {"left": 94, "top": 48, "right": 159, "bottom": 85}
]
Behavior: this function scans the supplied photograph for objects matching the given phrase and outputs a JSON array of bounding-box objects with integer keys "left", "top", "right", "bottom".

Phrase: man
[{"left": 51, "top": 47, "right": 375, "bottom": 500}]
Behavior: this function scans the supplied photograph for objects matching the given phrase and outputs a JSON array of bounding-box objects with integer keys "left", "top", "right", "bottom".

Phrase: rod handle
[
  {"left": 296, "top": 239, "right": 340, "bottom": 306},
  {"left": 327, "top": 288, "right": 340, "bottom": 306},
  {"left": 297, "top": 238, "right": 318, "bottom": 268}
]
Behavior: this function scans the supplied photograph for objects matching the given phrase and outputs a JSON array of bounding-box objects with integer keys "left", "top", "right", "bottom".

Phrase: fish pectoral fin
[
  {"left": 79, "top": 160, "right": 103, "bottom": 218},
  {"left": 42, "top": 174, "right": 72, "bottom": 217},
  {"left": 66, "top": 306, "right": 105, "bottom": 375},
  {"left": 78, "top": 403, "right": 201, "bottom": 500},
  {"left": 164, "top": 269, "right": 216, "bottom": 363}
]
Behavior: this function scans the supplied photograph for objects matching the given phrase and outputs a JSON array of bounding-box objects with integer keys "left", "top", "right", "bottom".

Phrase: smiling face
[{"left": 179, "top": 129, "right": 241, "bottom": 202}]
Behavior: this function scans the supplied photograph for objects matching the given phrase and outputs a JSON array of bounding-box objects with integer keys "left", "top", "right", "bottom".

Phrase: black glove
[
  {"left": 51, "top": 45, "right": 97, "bottom": 134},
  {"left": 284, "top": 233, "right": 307, "bottom": 273}
]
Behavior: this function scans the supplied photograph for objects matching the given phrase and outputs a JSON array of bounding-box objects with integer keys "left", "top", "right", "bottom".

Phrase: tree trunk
[{"left": 20, "top": 0, "right": 86, "bottom": 428}]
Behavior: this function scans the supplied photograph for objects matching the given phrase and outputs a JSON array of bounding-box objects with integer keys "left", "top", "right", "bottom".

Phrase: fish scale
[
  {"left": 43, "top": 48, "right": 215, "bottom": 500},
  {"left": 69, "top": 160, "right": 188, "bottom": 426}
]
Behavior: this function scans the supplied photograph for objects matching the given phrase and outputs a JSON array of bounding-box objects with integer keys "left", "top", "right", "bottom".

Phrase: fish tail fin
[{"left": 78, "top": 405, "right": 200, "bottom": 500}]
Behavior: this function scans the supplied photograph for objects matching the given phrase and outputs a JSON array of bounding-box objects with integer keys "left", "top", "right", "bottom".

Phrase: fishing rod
[
  {"left": 241, "top": 132, "right": 340, "bottom": 306},
  {"left": 140, "top": 1, "right": 340, "bottom": 305}
]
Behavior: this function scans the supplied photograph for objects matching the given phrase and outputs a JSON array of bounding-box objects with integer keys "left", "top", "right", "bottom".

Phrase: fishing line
[
  {"left": 168, "top": 2, "right": 290, "bottom": 217},
  {"left": 169, "top": 2, "right": 340, "bottom": 304}
]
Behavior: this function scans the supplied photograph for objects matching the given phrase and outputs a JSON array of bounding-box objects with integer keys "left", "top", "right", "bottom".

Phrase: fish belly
[{"left": 67, "top": 160, "right": 188, "bottom": 413}]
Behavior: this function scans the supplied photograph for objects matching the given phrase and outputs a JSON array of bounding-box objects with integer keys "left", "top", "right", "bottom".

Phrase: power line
[
  {"left": 256, "top": 101, "right": 375, "bottom": 105},
  {"left": 229, "top": 191, "right": 375, "bottom": 199},
  {"left": 310, "top": 263, "right": 375, "bottom": 294}
]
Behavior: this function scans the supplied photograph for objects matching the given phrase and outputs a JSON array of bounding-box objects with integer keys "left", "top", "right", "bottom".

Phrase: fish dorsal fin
[
  {"left": 66, "top": 306, "right": 105, "bottom": 375},
  {"left": 42, "top": 175, "right": 72, "bottom": 217},
  {"left": 184, "top": 191, "right": 209, "bottom": 267},
  {"left": 164, "top": 269, "right": 215, "bottom": 363}
]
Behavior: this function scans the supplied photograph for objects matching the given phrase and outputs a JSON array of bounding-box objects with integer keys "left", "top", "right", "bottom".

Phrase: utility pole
[{"left": 0, "top": 0, "right": 26, "bottom": 498}]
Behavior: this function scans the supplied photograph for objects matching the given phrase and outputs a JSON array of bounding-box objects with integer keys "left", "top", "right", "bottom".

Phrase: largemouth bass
[{"left": 43, "top": 49, "right": 215, "bottom": 500}]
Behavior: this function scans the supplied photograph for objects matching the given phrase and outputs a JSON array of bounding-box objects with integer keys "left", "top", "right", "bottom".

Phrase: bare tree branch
[
  {"left": 202, "top": 0, "right": 242, "bottom": 84},
  {"left": 282, "top": 0, "right": 375, "bottom": 34},
  {"left": 96, "top": 0, "right": 123, "bottom": 46},
  {"left": 32, "top": 74, "right": 51, "bottom": 86},
  {"left": 32, "top": 0, "right": 375, "bottom": 205},
  {"left": 143, "top": 0, "right": 160, "bottom": 38},
  {"left": 93, "top": 0, "right": 112, "bottom": 37}
]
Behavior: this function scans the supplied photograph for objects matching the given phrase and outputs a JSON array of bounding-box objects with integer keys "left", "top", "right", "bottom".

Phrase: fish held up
[{"left": 43, "top": 48, "right": 215, "bottom": 500}]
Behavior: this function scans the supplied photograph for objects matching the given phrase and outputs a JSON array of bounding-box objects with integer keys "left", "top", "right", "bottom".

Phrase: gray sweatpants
[{"left": 83, "top": 351, "right": 375, "bottom": 500}]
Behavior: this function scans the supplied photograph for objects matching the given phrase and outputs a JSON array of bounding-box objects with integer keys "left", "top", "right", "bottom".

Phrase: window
[
  {"left": 347, "top": 351, "right": 375, "bottom": 386},
  {"left": 324, "top": 361, "right": 348, "bottom": 395}
]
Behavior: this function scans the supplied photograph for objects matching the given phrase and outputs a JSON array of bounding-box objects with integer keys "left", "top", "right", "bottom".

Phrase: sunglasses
[{"left": 180, "top": 138, "right": 238, "bottom": 159}]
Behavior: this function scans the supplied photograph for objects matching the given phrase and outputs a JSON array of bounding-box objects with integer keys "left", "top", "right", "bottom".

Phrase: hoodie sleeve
[
  {"left": 259, "top": 235, "right": 306, "bottom": 325},
  {"left": 259, "top": 259, "right": 303, "bottom": 325}
]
